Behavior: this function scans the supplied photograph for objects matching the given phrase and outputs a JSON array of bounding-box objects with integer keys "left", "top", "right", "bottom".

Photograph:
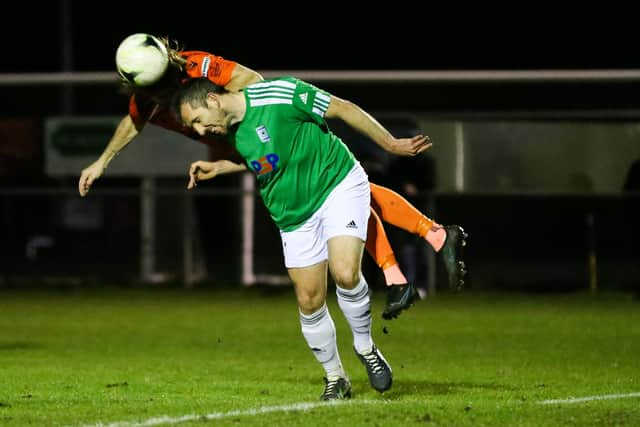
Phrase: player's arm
[
  {"left": 225, "top": 63, "right": 264, "bottom": 91},
  {"left": 191, "top": 52, "right": 264, "bottom": 91},
  {"left": 325, "top": 95, "right": 432, "bottom": 157},
  {"left": 78, "top": 115, "right": 140, "bottom": 197},
  {"left": 187, "top": 160, "right": 248, "bottom": 189}
]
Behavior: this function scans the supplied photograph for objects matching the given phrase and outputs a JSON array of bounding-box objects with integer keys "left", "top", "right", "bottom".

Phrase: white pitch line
[
  {"left": 539, "top": 392, "right": 640, "bottom": 405},
  {"left": 82, "top": 399, "right": 384, "bottom": 427}
]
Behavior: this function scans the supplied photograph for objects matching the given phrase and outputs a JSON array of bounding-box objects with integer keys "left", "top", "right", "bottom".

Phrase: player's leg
[
  {"left": 325, "top": 166, "right": 392, "bottom": 393},
  {"left": 328, "top": 235, "right": 393, "bottom": 392},
  {"left": 369, "top": 182, "right": 468, "bottom": 291},
  {"left": 370, "top": 182, "right": 443, "bottom": 248},
  {"left": 366, "top": 207, "right": 406, "bottom": 285},
  {"left": 282, "top": 217, "right": 351, "bottom": 400},
  {"left": 366, "top": 207, "right": 419, "bottom": 320}
]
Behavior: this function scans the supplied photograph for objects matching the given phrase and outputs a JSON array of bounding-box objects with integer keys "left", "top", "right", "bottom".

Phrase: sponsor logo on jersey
[
  {"left": 256, "top": 125, "right": 270, "bottom": 143},
  {"left": 250, "top": 153, "right": 280, "bottom": 176},
  {"left": 299, "top": 93, "right": 308, "bottom": 104}
]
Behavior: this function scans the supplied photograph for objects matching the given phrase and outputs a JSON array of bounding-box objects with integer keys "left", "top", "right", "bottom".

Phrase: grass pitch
[{"left": 0, "top": 286, "right": 639, "bottom": 426}]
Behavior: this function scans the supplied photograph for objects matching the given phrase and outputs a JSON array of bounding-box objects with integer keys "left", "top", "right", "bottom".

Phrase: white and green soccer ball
[{"left": 115, "top": 33, "right": 169, "bottom": 86}]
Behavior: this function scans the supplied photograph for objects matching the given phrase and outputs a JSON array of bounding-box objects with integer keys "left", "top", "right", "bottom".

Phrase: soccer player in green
[{"left": 171, "top": 76, "right": 431, "bottom": 400}]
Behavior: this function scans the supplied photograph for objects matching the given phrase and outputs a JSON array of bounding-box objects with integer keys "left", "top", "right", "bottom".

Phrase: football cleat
[
  {"left": 354, "top": 345, "right": 393, "bottom": 392},
  {"left": 382, "top": 282, "right": 419, "bottom": 320},
  {"left": 320, "top": 376, "right": 352, "bottom": 400},
  {"left": 441, "top": 225, "right": 468, "bottom": 292}
]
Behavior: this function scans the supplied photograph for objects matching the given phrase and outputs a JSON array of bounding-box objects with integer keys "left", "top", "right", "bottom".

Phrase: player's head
[{"left": 172, "top": 77, "right": 229, "bottom": 136}]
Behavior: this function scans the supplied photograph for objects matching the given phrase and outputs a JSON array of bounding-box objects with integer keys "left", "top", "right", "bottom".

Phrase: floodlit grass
[{"left": 0, "top": 286, "right": 639, "bottom": 426}]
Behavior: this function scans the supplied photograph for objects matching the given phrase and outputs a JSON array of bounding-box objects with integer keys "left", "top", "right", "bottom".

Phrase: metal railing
[{"left": 3, "top": 69, "right": 640, "bottom": 86}]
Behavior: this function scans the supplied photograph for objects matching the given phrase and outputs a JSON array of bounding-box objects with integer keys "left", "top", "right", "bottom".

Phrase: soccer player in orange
[
  {"left": 78, "top": 34, "right": 467, "bottom": 320},
  {"left": 368, "top": 183, "right": 467, "bottom": 318}
]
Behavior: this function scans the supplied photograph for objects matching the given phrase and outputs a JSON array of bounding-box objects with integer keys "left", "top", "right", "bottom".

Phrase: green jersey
[{"left": 228, "top": 77, "right": 357, "bottom": 231}]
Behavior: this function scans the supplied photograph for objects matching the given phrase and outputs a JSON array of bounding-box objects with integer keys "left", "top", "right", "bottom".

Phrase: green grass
[{"left": 0, "top": 286, "right": 639, "bottom": 426}]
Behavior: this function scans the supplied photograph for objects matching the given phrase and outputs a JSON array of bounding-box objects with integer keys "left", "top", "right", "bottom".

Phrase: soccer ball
[{"left": 115, "top": 33, "right": 169, "bottom": 86}]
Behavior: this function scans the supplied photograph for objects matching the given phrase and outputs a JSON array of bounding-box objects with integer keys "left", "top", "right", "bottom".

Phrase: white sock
[
  {"left": 336, "top": 276, "right": 373, "bottom": 354},
  {"left": 299, "top": 304, "right": 345, "bottom": 379}
]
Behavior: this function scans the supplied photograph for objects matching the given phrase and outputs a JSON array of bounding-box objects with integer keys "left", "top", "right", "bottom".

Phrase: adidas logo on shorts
[{"left": 346, "top": 220, "right": 357, "bottom": 229}]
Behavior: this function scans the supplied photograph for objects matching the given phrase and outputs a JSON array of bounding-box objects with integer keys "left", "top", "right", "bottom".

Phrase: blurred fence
[{"left": 1, "top": 70, "right": 640, "bottom": 292}]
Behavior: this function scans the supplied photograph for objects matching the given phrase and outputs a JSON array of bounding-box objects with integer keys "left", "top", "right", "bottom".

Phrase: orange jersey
[
  {"left": 181, "top": 50, "right": 236, "bottom": 83},
  {"left": 128, "top": 50, "right": 237, "bottom": 136},
  {"left": 127, "top": 50, "right": 240, "bottom": 162}
]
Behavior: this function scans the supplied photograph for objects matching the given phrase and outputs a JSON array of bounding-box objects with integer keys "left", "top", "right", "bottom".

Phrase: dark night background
[
  {"left": 2, "top": 3, "right": 640, "bottom": 115},
  {"left": 1, "top": 3, "right": 639, "bottom": 291},
  {"left": 3, "top": 4, "right": 640, "bottom": 72}
]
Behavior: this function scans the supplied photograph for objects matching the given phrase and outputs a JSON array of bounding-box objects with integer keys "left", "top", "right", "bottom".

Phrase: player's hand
[
  {"left": 187, "top": 161, "right": 219, "bottom": 189},
  {"left": 78, "top": 161, "right": 105, "bottom": 197},
  {"left": 387, "top": 135, "right": 432, "bottom": 156}
]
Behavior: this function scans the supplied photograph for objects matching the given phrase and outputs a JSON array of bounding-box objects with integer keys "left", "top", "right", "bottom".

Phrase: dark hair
[{"left": 170, "top": 77, "right": 226, "bottom": 118}]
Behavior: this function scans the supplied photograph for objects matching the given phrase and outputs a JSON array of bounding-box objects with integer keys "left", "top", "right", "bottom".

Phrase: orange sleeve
[
  {"left": 181, "top": 51, "right": 237, "bottom": 87},
  {"left": 128, "top": 96, "right": 148, "bottom": 129}
]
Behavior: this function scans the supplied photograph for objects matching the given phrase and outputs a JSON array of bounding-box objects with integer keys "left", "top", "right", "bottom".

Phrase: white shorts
[{"left": 281, "top": 164, "right": 370, "bottom": 268}]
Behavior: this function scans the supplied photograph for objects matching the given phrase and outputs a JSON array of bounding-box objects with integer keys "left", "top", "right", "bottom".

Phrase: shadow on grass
[
  {"left": 0, "top": 341, "right": 41, "bottom": 351},
  {"left": 294, "top": 376, "right": 515, "bottom": 400},
  {"left": 351, "top": 379, "right": 516, "bottom": 398}
]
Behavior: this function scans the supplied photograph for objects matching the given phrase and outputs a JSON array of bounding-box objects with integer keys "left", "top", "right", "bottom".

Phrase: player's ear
[{"left": 206, "top": 92, "right": 220, "bottom": 107}]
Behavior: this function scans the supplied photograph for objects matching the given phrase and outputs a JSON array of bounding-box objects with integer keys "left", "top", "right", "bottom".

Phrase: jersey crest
[{"left": 256, "top": 125, "right": 271, "bottom": 143}]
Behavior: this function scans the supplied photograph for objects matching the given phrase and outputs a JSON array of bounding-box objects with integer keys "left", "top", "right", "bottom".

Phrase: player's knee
[
  {"left": 296, "top": 291, "right": 325, "bottom": 314},
  {"left": 332, "top": 267, "right": 360, "bottom": 290}
]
